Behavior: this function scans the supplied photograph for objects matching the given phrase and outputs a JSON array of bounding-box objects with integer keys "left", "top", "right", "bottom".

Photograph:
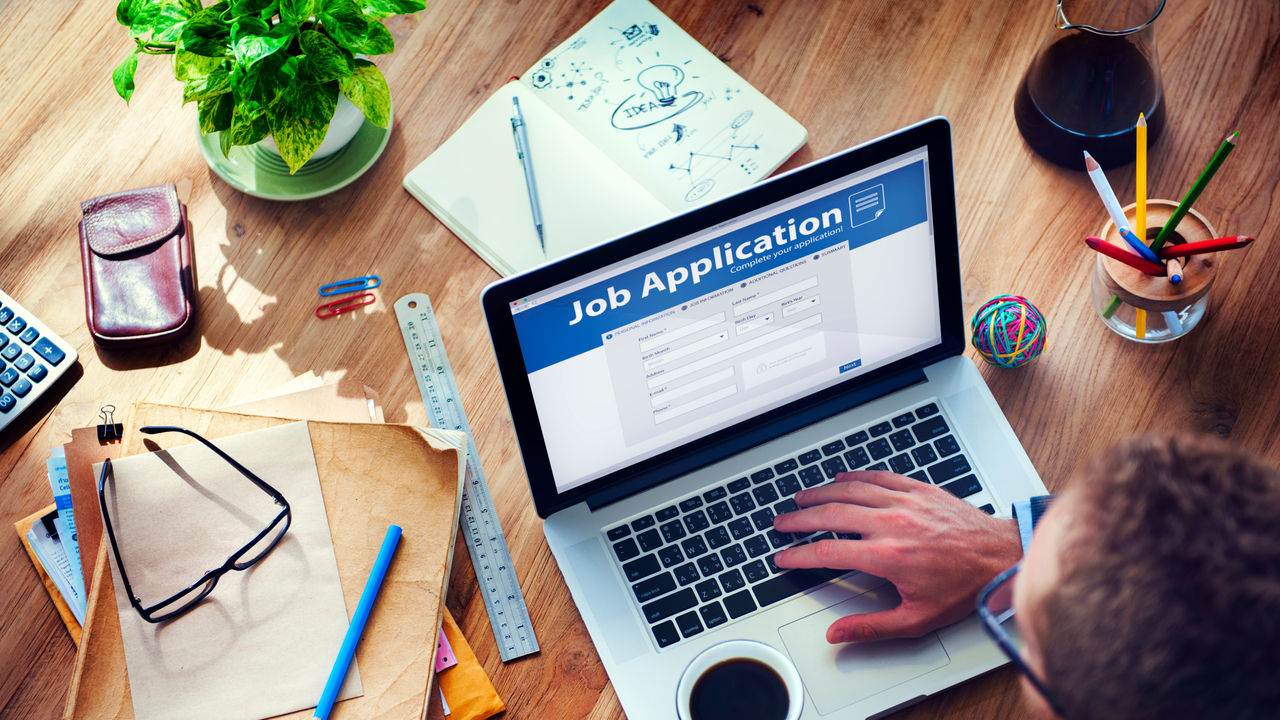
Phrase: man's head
[{"left": 1013, "top": 434, "right": 1280, "bottom": 719}]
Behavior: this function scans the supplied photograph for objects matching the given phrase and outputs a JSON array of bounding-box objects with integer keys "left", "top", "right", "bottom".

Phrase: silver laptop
[{"left": 482, "top": 117, "right": 1046, "bottom": 719}]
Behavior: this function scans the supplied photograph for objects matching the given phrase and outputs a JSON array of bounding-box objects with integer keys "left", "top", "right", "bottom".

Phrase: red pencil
[
  {"left": 1156, "top": 235, "right": 1255, "bottom": 258},
  {"left": 1085, "top": 236, "right": 1166, "bottom": 275}
]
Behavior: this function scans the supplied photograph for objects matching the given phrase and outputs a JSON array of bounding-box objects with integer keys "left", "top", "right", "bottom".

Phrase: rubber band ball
[{"left": 970, "top": 295, "right": 1046, "bottom": 368}]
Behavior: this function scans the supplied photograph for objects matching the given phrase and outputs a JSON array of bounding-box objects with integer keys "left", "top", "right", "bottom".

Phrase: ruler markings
[{"left": 395, "top": 293, "right": 538, "bottom": 661}]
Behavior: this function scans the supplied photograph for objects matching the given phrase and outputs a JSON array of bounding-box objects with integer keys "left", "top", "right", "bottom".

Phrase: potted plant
[{"left": 112, "top": 0, "right": 425, "bottom": 174}]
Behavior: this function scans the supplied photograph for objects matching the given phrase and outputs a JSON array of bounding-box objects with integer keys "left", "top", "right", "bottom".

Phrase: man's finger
[
  {"left": 837, "top": 470, "right": 927, "bottom": 492},
  {"left": 794, "top": 479, "right": 900, "bottom": 509},
  {"left": 772, "top": 502, "right": 877, "bottom": 535},
  {"left": 825, "top": 604, "right": 929, "bottom": 644},
  {"left": 773, "top": 537, "right": 890, "bottom": 577}
]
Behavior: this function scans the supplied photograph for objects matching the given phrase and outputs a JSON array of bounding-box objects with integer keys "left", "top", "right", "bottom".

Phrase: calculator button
[
  {"left": 0, "top": 308, "right": 11, "bottom": 324},
  {"left": 10, "top": 377, "right": 31, "bottom": 398},
  {"left": 0, "top": 368, "right": 17, "bottom": 386},
  {"left": 0, "top": 393, "right": 14, "bottom": 413},
  {"left": 0, "top": 334, "right": 7, "bottom": 349},
  {"left": 6, "top": 316, "right": 26, "bottom": 334},
  {"left": 33, "top": 338, "right": 66, "bottom": 366},
  {"left": 1, "top": 344, "right": 18, "bottom": 361},
  {"left": 26, "top": 363, "right": 47, "bottom": 382},
  {"left": 13, "top": 353, "right": 33, "bottom": 372},
  {"left": 18, "top": 326, "right": 38, "bottom": 344}
]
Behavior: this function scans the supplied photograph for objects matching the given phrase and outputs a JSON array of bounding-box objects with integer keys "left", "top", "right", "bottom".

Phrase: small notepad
[{"left": 404, "top": 0, "right": 807, "bottom": 277}]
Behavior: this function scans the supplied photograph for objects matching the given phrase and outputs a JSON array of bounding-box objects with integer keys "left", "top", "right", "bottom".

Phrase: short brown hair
[{"left": 1039, "top": 434, "right": 1280, "bottom": 719}]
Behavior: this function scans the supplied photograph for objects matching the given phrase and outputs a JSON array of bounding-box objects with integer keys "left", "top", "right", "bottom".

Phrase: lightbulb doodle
[{"left": 610, "top": 60, "right": 705, "bottom": 130}]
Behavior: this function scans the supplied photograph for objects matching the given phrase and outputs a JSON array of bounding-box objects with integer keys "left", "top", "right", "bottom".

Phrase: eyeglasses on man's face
[
  {"left": 97, "top": 425, "right": 292, "bottom": 623},
  {"left": 976, "top": 562, "right": 1068, "bottom": 718}
]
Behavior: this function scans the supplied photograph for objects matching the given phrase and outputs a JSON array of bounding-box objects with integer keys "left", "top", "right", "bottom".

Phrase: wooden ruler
[{"left": 394, "top": 293, "right": 539, "bottom": 661}]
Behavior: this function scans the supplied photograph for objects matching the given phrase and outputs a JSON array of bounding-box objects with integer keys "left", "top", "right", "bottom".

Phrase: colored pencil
[
  {"left": 1156, "top": 236, "right": 1254, "bottom": 258},
  {"left": 1085, "top": 236, "right": 1166, "bottom": 275},
  {"left": 1166, "top": 257, "right": 1183, "bottom": 284},
  {"left": 314, "top": 525, "right": 402, "bottom": 720},
  {"left": 1119, "top": 227, "right": 1161, "bottom": 263},
  {"left": 1136, "top": 113, "right": 1147, "bottom": 241},
  {"left": 1084, "top": 151, "right": 1134, "bottom": 236},
  {"left": 1135, "top": 309, "right": 1147, "bottom": 339},
  {"left": 1163, "top": 311, "right": 1184, "bottom": 336},
  {"left": 1150, "top": 131, "right": 1239, "bottom": 252}
]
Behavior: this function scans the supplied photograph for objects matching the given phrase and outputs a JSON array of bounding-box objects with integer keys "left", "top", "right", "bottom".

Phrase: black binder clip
[{"left": 97, "top": 404, "right": 123, "bottom": 443}]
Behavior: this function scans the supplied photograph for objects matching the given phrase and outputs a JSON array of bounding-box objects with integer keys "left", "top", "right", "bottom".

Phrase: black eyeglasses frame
[
  {"left": 976, "top": 562, "right": 1068, "bottom": 718},
  {"left": 97, "top": 425, "right": 292, "bottom": 624}
]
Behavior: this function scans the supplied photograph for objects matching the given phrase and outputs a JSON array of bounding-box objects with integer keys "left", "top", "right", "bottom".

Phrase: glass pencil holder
[{"left": 1091, "top": 198, "right": 1217, "bottom": 343}]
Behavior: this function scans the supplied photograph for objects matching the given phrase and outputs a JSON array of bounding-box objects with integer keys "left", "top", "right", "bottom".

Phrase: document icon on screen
[{"left": 849, "top": 184, "right": 885, "bottom": 228}]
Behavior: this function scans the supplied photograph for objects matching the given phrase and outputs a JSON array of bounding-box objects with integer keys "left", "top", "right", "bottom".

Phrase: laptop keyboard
[{"left": 603, "top": 400, "right": 996, "bottom": 650}]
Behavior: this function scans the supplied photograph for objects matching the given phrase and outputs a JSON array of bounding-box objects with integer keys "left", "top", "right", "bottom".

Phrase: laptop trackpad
[{"left": 777, "top": 585, "right": 950, "bottom": 715}]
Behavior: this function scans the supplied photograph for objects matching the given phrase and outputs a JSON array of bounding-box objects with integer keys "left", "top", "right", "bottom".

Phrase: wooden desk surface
[{"left": 2, "top": 1, "right": 1277, "bottom": 718}]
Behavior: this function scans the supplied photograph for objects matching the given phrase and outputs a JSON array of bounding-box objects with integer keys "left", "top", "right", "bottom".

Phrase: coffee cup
[{"left": 675, "top": 639, "right": 804, "bottom": 720}]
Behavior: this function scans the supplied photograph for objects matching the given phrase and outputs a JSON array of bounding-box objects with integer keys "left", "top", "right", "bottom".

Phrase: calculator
[{"left": 0, "top": 288, "right": 78, "bottom": 433}]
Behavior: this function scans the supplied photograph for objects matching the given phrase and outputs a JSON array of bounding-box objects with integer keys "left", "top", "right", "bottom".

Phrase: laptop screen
[{"left": 484, "top": 119, "right": 962, "bottom": 516}]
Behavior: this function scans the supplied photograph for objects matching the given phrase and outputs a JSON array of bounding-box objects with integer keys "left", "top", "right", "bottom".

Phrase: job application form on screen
[{"left": 509, "top": 149, "right": 942, "bottom": 493}]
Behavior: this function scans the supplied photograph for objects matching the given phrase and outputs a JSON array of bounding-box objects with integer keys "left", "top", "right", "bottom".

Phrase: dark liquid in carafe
[
  {"left": 1014, "top": 30, "right": 1165, "bottom": 168},
  {"left": 689, "top": 658, "right": 789, "bottom": 720}
]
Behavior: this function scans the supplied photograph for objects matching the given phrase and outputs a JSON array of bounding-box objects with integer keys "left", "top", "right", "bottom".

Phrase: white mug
[{"left": 675, "top": 639, "right": 804, "bottom": 720}]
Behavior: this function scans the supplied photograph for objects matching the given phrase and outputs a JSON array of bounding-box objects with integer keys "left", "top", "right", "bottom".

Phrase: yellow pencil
[
  {"left": 1135, "top": 309, "right": 1147, "bottom": 339},
  {"left": 1136, "top": 113, "right": 1147, "bottom": 239}
]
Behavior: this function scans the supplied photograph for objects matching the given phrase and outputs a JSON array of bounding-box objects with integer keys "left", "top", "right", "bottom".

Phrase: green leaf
[
  {"left": 182, "top": 67, "right": 233, "bottom": 103},
  {"left": 231, "top": 16, "right": 291, "bottom": 67},
  {"left": 359, "top": 0, "right": 425, "bottom": 19},
  {"left": 228, "top": 102, "right": 272, "bottom": 145},
  {"left": 220, "top": 124, "right": 234, "bottom": 156},
  {"left": 181, "top": 7, "right": 233, "bottom": 57},
  {"left": 268, "top": 79, "right": 338, "bottom": 173},
  {"left": 173, "top": 49, "right": 223, "bottom": 80},
  {"left": 339, "top": 59, "right": 389, "bottom": 127},
  {"left": 126, "top": 1, "right": 162, "bottom": 38},
  {"left": 230, "top": 51, "right": 285, "bottom": 108},
  {"left": 231, "top": 0, "right": 277, "bottom": 17},
  {"left": 152, "top": 1, "right": 195, "bottom": 42},
  {"left": 318, "top": 0, "right": 369, "bottom": 52},
  {"left": 355, "top": 19, "right": 394, "bottom": 54},
  {"left": 197, "top": 93, "right": 235, "bottom": 134},
  {"left": 299, "top": 30, "right": 352, "bottom": 83},
  {"left": 112, "top": 47, "right": 141, "bottom": 102},
  {"left": 279, "top": 0, "right": 315, "bottom": 26},
  {"left": 116, "top": 0, "right": 139, "bottom": 27}
]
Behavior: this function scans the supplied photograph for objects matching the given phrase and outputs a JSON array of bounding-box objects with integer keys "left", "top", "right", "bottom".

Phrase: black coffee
[
  {"left": 689, "top": 658, "right": 789, "bottom": 720},
  {"left": 1014, "top": 30, "right": 1165, "bottom": 168}
]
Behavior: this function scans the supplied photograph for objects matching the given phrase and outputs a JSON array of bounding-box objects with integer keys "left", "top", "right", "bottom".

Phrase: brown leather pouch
[{"left": 79, "top": 184, "right": 196, "bottom": 348}]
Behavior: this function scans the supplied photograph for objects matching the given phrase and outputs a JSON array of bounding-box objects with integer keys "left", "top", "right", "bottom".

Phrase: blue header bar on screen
[{"left": 511, "top": 159, "right": 928, "bottom": 373}]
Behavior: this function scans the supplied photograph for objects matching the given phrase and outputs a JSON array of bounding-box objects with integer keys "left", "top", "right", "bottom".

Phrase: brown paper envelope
[{"left": 63, "top": 404, "right": 465, "bottom": 720}]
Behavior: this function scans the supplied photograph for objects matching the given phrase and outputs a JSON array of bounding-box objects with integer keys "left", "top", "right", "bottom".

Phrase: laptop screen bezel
[{"left": 482, "top": 117, "right": 963, "bottom": 518}]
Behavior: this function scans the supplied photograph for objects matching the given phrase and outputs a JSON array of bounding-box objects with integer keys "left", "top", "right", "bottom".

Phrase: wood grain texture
[{"left": 1, "top": 1, "right": 1278, "bottom": 718}]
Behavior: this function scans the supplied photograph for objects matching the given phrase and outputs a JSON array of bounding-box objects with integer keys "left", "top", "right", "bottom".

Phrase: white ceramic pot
[{"left": 258, "top": 94, "right": 365, "bottom": 162}]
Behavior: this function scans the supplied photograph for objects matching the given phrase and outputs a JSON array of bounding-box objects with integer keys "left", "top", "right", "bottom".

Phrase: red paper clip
[{"left": 315, "top": 293, "right": 375, "bottom": 318}]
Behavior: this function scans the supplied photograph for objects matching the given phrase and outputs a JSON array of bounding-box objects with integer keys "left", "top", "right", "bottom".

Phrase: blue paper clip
[
  {"left": 319, "top": 275, "right": 380, "bottom": 296},
  {"left": 315, "top": 293, "right": 376, "bottom": 318}
]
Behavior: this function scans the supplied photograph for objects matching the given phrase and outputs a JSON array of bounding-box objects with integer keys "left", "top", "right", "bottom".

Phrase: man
[{"left": 773, "top": 434, "right": 1280, "bottom": 718}]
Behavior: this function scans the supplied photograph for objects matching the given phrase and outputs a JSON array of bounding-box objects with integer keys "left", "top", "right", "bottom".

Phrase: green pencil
[{"left": 1149, "top": 131, "right": 1238, "bottom": 252}]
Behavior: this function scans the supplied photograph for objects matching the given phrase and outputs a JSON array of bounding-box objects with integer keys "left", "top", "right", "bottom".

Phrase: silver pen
[{"left": 510, "top": 97, "right": 545, "bottom": 254}]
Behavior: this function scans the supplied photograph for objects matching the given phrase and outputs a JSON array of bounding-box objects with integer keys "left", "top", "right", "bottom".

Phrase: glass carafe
[{"left": 1014, "top": 0, "right": 1166, "bottom": 168}]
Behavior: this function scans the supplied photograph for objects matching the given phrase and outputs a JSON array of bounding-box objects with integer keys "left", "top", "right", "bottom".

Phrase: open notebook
[{"left": 404, "top": 0, "right": 807, "bottom": 276}]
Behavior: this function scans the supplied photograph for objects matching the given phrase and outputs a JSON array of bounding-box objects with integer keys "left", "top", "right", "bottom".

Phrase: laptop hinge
[{"left": 585, "top": 366, "right": 928, "bottom": 513}]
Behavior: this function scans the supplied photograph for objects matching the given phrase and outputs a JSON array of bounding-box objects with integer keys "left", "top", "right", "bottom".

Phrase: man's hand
[{"left": 772, "top": 470, "right": 1021, "bottom": 644}]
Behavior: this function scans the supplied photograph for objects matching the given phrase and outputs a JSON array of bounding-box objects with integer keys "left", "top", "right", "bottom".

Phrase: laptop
[{"left": 481, "top": 117, "right": 1047, "bottom": 719}]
